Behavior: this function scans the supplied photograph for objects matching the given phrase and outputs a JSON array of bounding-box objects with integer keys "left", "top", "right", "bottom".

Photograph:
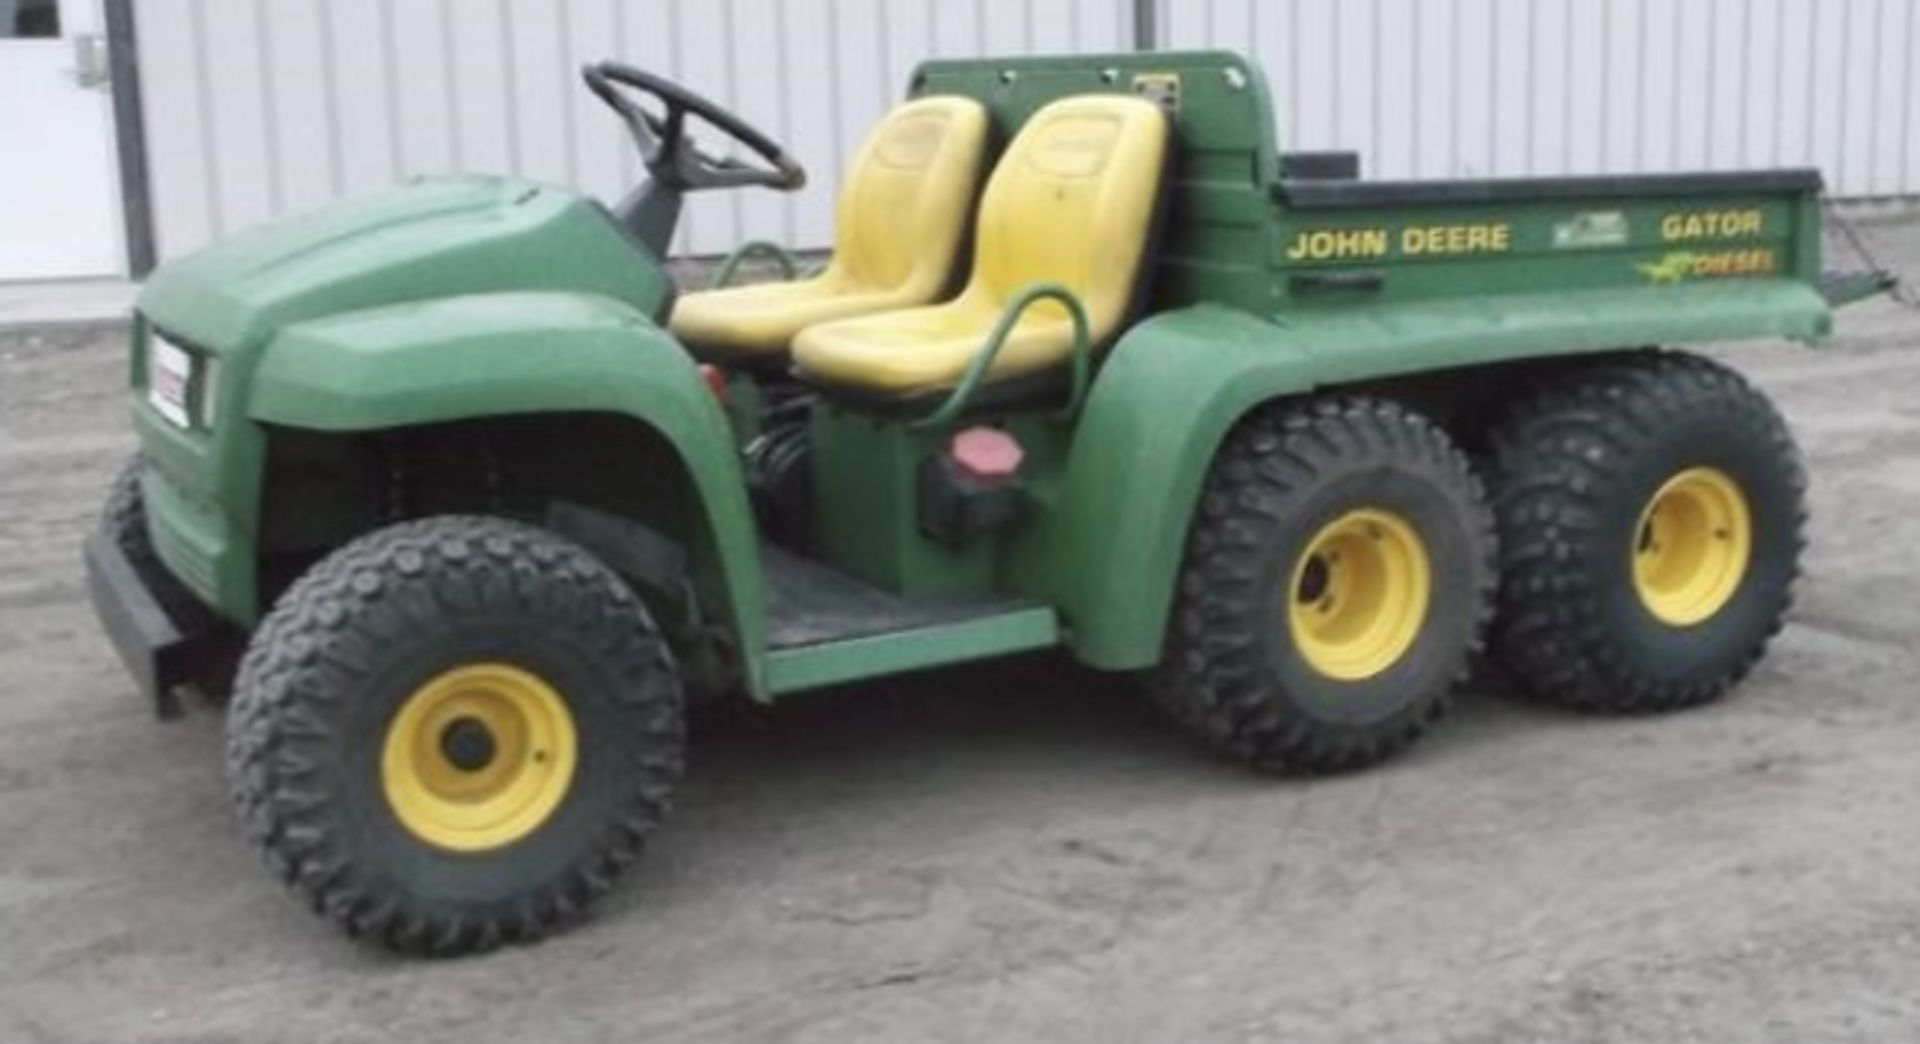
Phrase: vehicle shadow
[
  {"left": 590, "top": 651, "right": 1580, "bottom": 918},
  {"left": 681, "top": 652, "right": 1555, "bottom": 793}
]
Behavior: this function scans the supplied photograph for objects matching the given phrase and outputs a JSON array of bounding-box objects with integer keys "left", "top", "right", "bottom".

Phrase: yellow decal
[
  {"left": 1284, "top": 222, "right": 1512, "bottom": 262},
  {"left": 1286, "top": 228, "right": 1391, "bottom": 261},
  {"left": 1636, "top": 249, "right": 1777, "bottom": 284},
  {"left": 1660, "top": 208, "right": 1765, "bottom": 241},
  {"left": 1400, "top": 222, "right": 1510, "bottom": 255}
]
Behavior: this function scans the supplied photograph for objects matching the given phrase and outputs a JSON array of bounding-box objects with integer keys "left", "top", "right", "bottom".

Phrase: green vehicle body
[{"left": 124, "top": 50, "right": 1853, "bottom": 703}]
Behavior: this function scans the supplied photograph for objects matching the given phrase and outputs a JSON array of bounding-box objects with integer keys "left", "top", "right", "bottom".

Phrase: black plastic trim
[
  {"left": 1276, "top": 168, "right": 1825, "bottom": 209},
  {"left": 589, "top": 200, "right": 677, "bottom": 323},
  {"left": 1290, "top": 269, "right": 1386, "bottom": 294},
  {"left": 1280, "top": 151, "right": 1361, "bottom": 180},
  {"left": 763, "top": 544, "right": 1031, "bottom": 649},
  {"left": 83, "top": 529, "right": 215, "bottom": 719}
]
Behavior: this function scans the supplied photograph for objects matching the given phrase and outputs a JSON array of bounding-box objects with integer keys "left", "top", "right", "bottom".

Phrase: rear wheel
[
  {"left": 226, "top": 515, "right": 684, "bottom": 955},
  {"left": 1152, "top": 397, "right": 1497, "bottom": 773},
  {"left": 1486, "top": 351, "right": 1805, "bottom": 711}
]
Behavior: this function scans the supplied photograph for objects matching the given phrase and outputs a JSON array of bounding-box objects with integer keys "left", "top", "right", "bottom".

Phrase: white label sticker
[
  {"left": 1552, "top": 211, "right": 1630, "bottom": 249},
  {"left": 147, "top": 336, "right": 193, "bottom": 428}
]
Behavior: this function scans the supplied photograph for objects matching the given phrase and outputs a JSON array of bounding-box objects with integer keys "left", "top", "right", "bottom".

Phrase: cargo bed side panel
[{"left": 1272, "top": 173, "right": 1824, "bottom": 313}]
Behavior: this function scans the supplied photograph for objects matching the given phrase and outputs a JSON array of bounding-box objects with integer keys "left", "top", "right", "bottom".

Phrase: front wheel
[
  {"left": 1152, "top": 397, "right": 1498, "bottom": 773},
  {"left": 100, "top": 453, "right": 208, "bottom": 623},
  {"left": 225, "top": 516, "right": 684, "bottom": 956}
]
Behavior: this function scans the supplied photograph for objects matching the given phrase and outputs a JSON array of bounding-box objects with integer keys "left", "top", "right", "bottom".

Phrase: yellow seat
[
  {"left": 791, "top": 94, "right": 1170, "bottom": 398},
  {"left": 668, "top": 96, "right": 990, "bottom": 361}
]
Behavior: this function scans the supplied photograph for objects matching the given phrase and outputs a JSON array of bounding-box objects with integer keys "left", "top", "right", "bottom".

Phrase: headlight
[
  {"left": 144, "top": 331, "right": 216, "bottom": 430},
  {"left": 145, "top": 332, "right": 193, "bottom": 428}
]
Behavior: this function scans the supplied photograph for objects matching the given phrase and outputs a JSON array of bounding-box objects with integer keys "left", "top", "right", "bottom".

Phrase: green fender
[
  {"left": 1040, "top": 279, "right": 1830, "bottom": 670},
  {"left": 248, "top": 291, "right": 770, "bottom": 694}
]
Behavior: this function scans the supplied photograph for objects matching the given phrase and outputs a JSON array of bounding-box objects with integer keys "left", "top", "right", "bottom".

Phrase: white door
[{"left": 0, "top": 0, "right": 123, "bottom": 279}]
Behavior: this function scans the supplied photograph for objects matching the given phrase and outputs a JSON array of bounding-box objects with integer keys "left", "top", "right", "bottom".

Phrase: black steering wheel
[{"left": 583, "top": 62, "right": 806, "bottom": 193}]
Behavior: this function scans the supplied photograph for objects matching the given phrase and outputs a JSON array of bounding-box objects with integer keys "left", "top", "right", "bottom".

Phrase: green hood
[{"left": 137, "top": 175, "right": 674, "bottom": 350}]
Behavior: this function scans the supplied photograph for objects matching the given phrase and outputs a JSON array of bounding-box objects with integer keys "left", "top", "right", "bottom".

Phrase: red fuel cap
[{"left": 950, "top": 426, "right": 1024, "bottom": 483}]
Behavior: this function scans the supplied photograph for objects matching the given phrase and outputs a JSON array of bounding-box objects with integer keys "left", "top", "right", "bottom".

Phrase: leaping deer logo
[{"left": 1636, "top": 252, "right": 1698, "bottom": 285}]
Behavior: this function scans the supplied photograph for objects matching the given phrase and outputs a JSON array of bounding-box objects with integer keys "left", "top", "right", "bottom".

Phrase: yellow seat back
[
  {"left": 962, "top": 94, "right": 1170, "bottom": 341},
  {"left": 825, "top": 95, "right": 990, "bottom": 299},
  {"left": 668, "top": 96, "right": 989, "bottom": 357},
  {"left": 789, "top": 94, "right": 1170, "bottom": 397}
]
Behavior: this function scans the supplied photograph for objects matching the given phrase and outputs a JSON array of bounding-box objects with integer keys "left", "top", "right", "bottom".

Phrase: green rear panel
[
  {"left": 1028, "top": 280, "right": 1825, "bottom": 669},
  {"left": 1273, "top": 185, "right": 1821, "bottom": 311}
]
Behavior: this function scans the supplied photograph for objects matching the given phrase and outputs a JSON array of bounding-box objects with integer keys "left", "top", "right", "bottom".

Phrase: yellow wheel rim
[
  {"left": 381, "top": 663, "right": 578, "bottom": 853},
  {"left": 1632, "top": 466, "right": 1752, "bottom": 626},
  {"left": 1287, "top": 508, "right": 1433, "bottom": 681}
]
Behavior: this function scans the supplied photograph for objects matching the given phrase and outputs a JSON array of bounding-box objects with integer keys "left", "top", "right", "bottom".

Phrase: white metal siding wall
[
  {"left": 1160, "top": 0, "right": 1920, "bottom": 197},
  {"left": 136, "top": 0, "right": 1918, "bottom": 264},
  {"left": 134, "top": 0, "right": 1133, "bottom": 260}
]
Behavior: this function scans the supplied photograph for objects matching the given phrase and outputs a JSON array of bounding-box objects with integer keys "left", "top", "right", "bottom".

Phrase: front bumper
[{"left": 83, "top": 528, "right": 225, "bottom": 719}]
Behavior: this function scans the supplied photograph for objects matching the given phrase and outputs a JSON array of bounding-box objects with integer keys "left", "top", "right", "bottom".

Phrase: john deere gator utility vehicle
[{"left": 88, "top": 51, "right": 1895, "bottom": 954}]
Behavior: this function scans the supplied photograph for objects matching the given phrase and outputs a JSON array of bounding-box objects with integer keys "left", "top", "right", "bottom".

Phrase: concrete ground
[{"left": 3, "top": 221, "right": 1920, "bottom": 1043}]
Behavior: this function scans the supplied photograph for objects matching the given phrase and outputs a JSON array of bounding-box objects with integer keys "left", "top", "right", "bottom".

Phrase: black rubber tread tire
[
  {"left": 1486, "top": 350, "right": 1806, "bottom": 712},
  {"left": 1152, "top": 397, "right": 1498, "bottom": 773},
  {"left": 225, "top": 515, "right": 684, "bottom": 956},
  {"left": 100, "top": 454, "right": 207, "bottom": 622}
]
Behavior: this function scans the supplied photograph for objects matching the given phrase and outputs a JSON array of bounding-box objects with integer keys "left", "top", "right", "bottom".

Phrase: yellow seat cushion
[
  {"left": 785, "top": 289, "right": 1081, "bottom": 394},
  {"left": 669, "top": 96, "right": 989, "bottom": 359},
  {"left": 792, "top": 94, "right": 1170, "bottom": 397}
]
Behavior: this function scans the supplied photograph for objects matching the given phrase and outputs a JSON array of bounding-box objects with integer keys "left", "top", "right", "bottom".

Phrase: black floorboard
[{"left": 763, "top": 545, "right": 1032, "bottom": 649}]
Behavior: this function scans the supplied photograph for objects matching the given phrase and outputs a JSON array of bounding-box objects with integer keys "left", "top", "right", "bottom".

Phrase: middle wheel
[{"left": 1153, "top": 397, "right": 1498, "bottom": 773}]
